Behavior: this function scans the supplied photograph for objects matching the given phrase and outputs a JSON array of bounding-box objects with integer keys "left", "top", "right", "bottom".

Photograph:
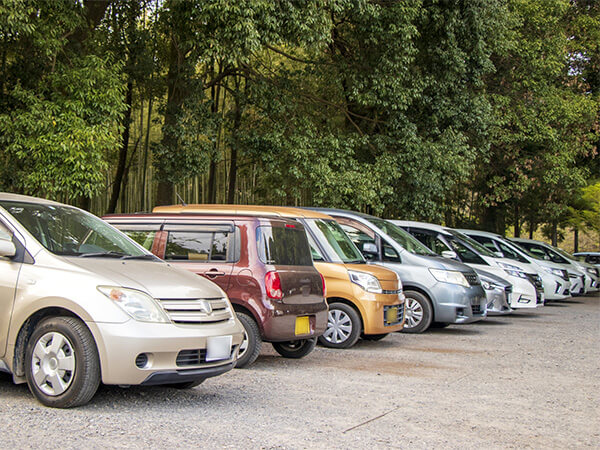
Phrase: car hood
[
  {"left": 64, "top": 257, "right": 225, "bottom": 299},
  {"left": 417, "top": 254, "right": 476, "bottom": 273}
]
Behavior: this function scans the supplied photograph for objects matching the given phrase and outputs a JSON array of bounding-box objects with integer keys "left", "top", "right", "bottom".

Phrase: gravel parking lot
[{"left": 1, "top": 293, "right": 598, "bottom": 449}]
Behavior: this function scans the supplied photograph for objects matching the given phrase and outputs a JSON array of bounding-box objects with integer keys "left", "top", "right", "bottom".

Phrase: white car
[
  {"left": 458, "top": 229, "right": 572, "bottom": 300},
  {"left": 573, "top": 252, "right": 600, "bottom": 269},
  {"left": 393, "top": 221, "right": 544, "bottom": 309},
  {"left": 510, "top": 239, "right": 598, "bottom": 294}
]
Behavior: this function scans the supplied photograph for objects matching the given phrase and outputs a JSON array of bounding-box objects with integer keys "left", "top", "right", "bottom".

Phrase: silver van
[
  {"left": 0, "top": 194, "right": 244, "bottom": 408},
  {"left": 309, "top": 209, "right": 486, "bottom": 333}
]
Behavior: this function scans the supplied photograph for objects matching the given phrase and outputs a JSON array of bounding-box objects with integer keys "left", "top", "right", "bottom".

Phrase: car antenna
[{"left": 176, "top": 193, "right": 187, "bottom": 206}]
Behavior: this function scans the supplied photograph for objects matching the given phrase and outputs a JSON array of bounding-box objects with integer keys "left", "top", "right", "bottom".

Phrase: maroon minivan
[{"left": 104, "top": 208, "right": 328, "bottom": 368}]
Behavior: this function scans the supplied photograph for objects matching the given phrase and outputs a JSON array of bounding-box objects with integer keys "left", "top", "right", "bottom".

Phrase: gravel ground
[{"left": 1, "top": 293, "right": 598, "bottom": 449}]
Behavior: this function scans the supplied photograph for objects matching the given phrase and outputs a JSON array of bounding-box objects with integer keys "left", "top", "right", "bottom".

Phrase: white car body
[
  {"left": 392, "top": 221, "right": 544, "bottom": 309},
  {"left": 510, "top": 238, "right": 597, "bottom": 294},
  {"left": 458, "top": 229, "right": 572, "bottom": 300}
]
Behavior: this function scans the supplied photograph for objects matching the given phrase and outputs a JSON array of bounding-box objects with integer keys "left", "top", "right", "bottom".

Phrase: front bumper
[
  {"left": 485, "top": 286, "right": 513, "bottom": 316},
  {"left": 431, "top": 284, "right": 487, "bottom": 324},
  {"left": 360, "top": 291, "right": 406, "bottom": 335},
  {"left": 88, "top": 319, "right": 244, "bottom": 385}
]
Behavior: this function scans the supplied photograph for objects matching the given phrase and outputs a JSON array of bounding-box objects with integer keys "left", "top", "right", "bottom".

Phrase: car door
[
  {"left": 0, "top": 219, "right": 22, "bottom": 358},
  {"left": 161, "top": 222, "right": 236, "bottom": 293}
]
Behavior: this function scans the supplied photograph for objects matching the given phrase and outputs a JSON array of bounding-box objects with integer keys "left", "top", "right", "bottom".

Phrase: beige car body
[{"left": 0, "top": 193, "right": 244, "bottom": 394}]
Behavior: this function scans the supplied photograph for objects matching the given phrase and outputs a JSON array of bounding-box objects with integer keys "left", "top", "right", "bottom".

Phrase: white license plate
[{"left": 206, "top": 335, "right": 232, "bottom": 362}]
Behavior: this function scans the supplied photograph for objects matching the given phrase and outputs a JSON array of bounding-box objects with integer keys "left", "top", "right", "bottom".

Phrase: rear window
[{"left": 257, "top": 225, "right": 313, "bottom": 266}]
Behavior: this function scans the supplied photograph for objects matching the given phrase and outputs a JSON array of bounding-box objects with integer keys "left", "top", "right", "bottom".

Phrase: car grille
[
  {"left": 471, "top": 303, "right": 482, "bottom": 315},
  {"left": 176, "top": 349, "right": 207, "bottom": 366},
  {"left": 382, "top": 289, "right": 402, "bottom": 295},
  {"left": 464, "top": 272, "right": 480, "bottom": 286},
  {"left": 504, "top": 285, "right": 513, "bottom": 295},
  {"left": 525, "top": 273, "right": 543, "bottom": 292},
  {"left": 158, "top": 298, "right": 232, "bottom": 324}
]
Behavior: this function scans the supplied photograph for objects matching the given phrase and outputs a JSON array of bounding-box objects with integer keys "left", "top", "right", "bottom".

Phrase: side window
[
  {"left": 307, "top": 233, "right": 325, "bottom": 262},
  {"left": 165, "top": 231, "right": 232, "bottom": 262},
  {"left": 339, "top": 224, "right": 375, "bottom": 252},
  {"left": 382, "top": 241, "right": 401, "bottom": 262},
  {"left": 587, "top": 255, "right": 600, "bottom": 265},
  {"left": 0, "top": 221, "right": 13, "bottom": 240},
  {"left": 471, "top": 236, "right": 499, "bottom": 254},
  {"left": 123, "top": 231, "right": 157, "bottom": 251},
  {"left": 410, "top": 230, "right": 448, "bottom": 255},
  {"left": 497, "top": 241, "right": 527, "bottom": 263}
]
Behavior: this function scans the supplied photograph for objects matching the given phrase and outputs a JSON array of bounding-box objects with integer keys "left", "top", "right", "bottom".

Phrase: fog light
[
  {"left": 135, "top": 353, "right": 149, "bottom": 368},
  {"left": 456, "top": 307, "right": 464, "bottom": 317}
]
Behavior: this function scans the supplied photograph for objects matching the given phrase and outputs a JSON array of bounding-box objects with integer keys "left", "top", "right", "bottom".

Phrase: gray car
[{"left": 308, "top": 209, "right": 487, "bottom": 333}]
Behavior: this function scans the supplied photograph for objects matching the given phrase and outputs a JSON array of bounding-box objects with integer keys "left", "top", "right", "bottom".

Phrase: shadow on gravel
[
  {"left": 476, "top": 319, "right": 512, "bottom": 326},
  {"left": 551, "top": 299, "right": 583, "bottom": 304},
  {"left": 544, "top": 303, "right": 568, "bottom": 307},
  {"left": 509, "top": 312, "right": 545, "bottom": 319},
  {"left": 427, "top": 327, "right": 481, "bottom": 335}
]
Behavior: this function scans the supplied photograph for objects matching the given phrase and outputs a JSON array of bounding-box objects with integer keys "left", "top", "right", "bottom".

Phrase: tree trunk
[
  {"left": 140, "top": 96, "right": 153, "bottom": 211},
  {"left": 514, "top": 203, "right": 520, "bottom": 237},
  {"left": 551, "top": 221, "right": 558, "bottom": 246},
  {"left": 227, "top": 88, "right": 242, "bottom": 204},
  {"left": 207, "top": 78, "right": 222, "bottom": 204},
  {"left": 107, "top": 80, "right": 133, "bottom": 214},
  {"left": 573, "top": 227, "right": 579, "bottom": 253}
]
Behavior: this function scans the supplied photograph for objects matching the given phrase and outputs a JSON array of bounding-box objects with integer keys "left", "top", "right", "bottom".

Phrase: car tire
[
  {"left": 25, "top": 316, "right": 100, "bottom": 408},
  {"left": 429, "top": 322, "right": 450, "bottom": 329},
  {"left": 318, "top": 302, "right": 362, "bottom": 348},
  {"left": 361, "top": 333, "right": 388, "bottom": 341},
  {"left": 167, "top": 379, "right": 205, "bottom": 389},
  {"left": 272, "top": 338, "right": 317, "bottom": 359},
  {"left": 402, "top": 291, "right": 433, "bottom": 334},
  {"left": 234, "top": 312, "right": 262, "bottom": 368}
]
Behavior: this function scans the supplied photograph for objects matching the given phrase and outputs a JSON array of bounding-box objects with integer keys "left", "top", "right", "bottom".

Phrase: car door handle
[{"left": 205, "top": 269, "right": 226, "bottom": 278}]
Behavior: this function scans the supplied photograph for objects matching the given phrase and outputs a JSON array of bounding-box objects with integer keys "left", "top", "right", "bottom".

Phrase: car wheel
[
  {"left": 318, "top": 302, "right": 361, "bottom": 348},
  {"left": 167, "top": 379, "right": 205, "bottom": 389},
  {"left": 401, "top": 291, "right": 433, "bottom": 334},
  {"left": 272, "top": 338, "right": 317, "bottom": 358},
  {"left": 25, "top": 316, "right": 100, "bottom": 408},
  {"left": 234, "top": 312, "right": 262, "bottom": 368},
  {"left": 429, "top": 322, "right": 450, "bottom": 329},
  {"left": 361, "top": 333, "right": 388, "bottom": 341}
]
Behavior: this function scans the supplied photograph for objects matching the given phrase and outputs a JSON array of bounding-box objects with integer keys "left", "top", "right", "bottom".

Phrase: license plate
[
  {"left": 295, "top": 316, "right": 310, "bottom": 335},
  {"left": 385, "top": 306, "right": 398, "bottom": 325},
  {"left": 206, "top": 335, "right": 232, "bottom": 362}
]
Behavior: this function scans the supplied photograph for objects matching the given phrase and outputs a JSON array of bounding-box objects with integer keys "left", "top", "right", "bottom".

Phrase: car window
[
  {"left": 586, "top": 255, "right": 600, "bottom": 265},
  {"left": 516, "top": 242, "right": 568, "bottom": 264},
  {"left": 368, "top": 218, "right": 434, "bottom": 256},
  {"left": 497, "top": 241, "right": 528, "bottom": 263},
  {"left": 256, "top": 225, "right": 313, "bottom": 266},
  {"left": 306, "top": 233, "right": 326, "bottom": 262},
  {"left": 166, "top": 231, "right": 232, "bottom": 262},
  {"left": 0, "top": 221, "right": 12, "bottom": 240},
  {"left": 339, "top": 224, "right": 376, "bottom": 250},
  {"left": 410, "top": 230, "right": 450, "bottom": 255},
  {"left": 305, "top": 219, "right": 364, "bottom": 263},
  {"left": 470, "top": 235, "right": 498, "bottom": 253},
  {"left": 122, "top": 231, "right": 157, "bottom": 251},
  {"left": 445, "top": 236, "right": 487, "bottom": 265}
]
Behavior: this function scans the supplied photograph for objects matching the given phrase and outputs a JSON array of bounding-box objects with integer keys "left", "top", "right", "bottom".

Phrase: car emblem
[{"left": 199, "top": 300, "right": 212, "bottom": 314}]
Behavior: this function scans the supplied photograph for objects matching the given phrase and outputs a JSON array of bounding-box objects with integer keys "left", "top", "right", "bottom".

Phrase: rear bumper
[{"left": 262, "top": 300, "right": 329, "bottom": 342}]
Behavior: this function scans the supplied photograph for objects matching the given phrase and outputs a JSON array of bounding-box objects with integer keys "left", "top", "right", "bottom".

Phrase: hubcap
[
  {"left": 31, "top": 332, "right": 75, "bottom": 396},
  {"left": 323, "top": 309, "right": 352, "bottom": 344},
  {"left": 238, "top": 329, "right": 249, "bottom": 358},
  {"left": 405, "top": 298, "right": 423, "bottom": 329}
]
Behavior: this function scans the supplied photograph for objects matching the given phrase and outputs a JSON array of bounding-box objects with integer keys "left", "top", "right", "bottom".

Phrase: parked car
[
  {"left": 456, "top": 229, "right": 572, "bottom": 301},
  {"left": 308, "top": 209, "right": 487, "bottom": 333},
  {"left": 510, "top": 238, "right": 599, "bottom": 294},
  {"left": 394, "top": 221, "right": 545, "bottom": 309},
  {"left": 573, "top": 252, "right": 600, "bottom": 268},
  {"left": 105, "top": 205, "right": 328, "bottom": 368},
  {"left": 473, "top": 269, "right": 514, "bottom": 315},
  {"left": 0, "top": 193, "right": 244, "bottom": 408}
]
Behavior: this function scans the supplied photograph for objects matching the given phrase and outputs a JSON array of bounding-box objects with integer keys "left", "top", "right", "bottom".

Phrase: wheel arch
[{"left": 326, "top": 297, "right": 365, "bottom": 332}]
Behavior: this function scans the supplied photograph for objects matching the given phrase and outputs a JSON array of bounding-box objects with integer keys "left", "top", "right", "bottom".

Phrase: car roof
[
  {"left": 152, "top": 204, "right": 332, "bottom": 220},
  {"left": 455, "top": 228, "right": 503, "bottom": 239},
  {"left": 391, "top": 220, "right": 450, "bottom": 234},
  {"left": 305, "top": 207, "right": 382, "bottom": 221},
  {"left": 0, "top": 192, "right": 64, "bottom": 206},
  {"left": 573, "top": 252, "right": 600, "bottom": 256}
]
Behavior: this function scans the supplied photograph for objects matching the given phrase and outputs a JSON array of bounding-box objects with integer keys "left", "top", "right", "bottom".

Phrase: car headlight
[
  {"left": 348, "top": 270, "right": 382, "bottom": 293},
  {"left": 98, "top": 286, "right": 170, "bottom": 323},
  {"left": 429, "top": 268, "right": 469, "bottom": 287},
  {"left": 498, "top": 262, "right": 528, "bottom": 278},
  {"left": 543, "top": 267, "right": 564, "bottom": 277}
]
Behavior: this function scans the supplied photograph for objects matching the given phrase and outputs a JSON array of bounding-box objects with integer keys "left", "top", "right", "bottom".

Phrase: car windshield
[
  {"left": 368, "top": 218, "right": 434, "bottom": 256},
  {"left": 305, "top": 219, "right": 364, "bottom": 264},
  {"left": 499, "top": 237, "right": 542, "bottom": 260},
  {"left": 447, "top": 229, "right": 496, "bottom": 257},
  {"left": 513, "top": 241, "right": 569, "bottom": 264},
  {"left": 0, "top": 201, "right": 147, "bottom": 258},
  {"left": 552, "top": 246, "right": 576, "bottom": 261}
]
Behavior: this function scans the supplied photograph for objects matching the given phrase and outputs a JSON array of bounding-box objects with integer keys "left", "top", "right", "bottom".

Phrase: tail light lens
[
  {"left": 319, "top": 273, "right": 326, "bottom": 298},
  {"left": 265, "top": 271, "right": 283, "bottom": 300}
]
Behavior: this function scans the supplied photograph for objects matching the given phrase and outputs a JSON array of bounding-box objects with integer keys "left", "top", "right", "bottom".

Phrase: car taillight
[
  {"left": 265, "top": 271, "right": 283, "bottom": 300},
  {"left": 319, "top": 273, "right": 326, "bottom": 298}
]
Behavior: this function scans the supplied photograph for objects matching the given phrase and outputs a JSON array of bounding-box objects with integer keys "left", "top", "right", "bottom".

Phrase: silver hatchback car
[{"left": 0, "top": 194, "right": 244, "bottom": 408}]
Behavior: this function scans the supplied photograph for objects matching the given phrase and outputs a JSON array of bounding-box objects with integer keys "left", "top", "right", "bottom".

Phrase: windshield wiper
[
  {"left": 78, "top": 251, "right": 127, "bottom": 258},
  {"left": 120, "top": 254, "right": 158, "bottom": 261}
]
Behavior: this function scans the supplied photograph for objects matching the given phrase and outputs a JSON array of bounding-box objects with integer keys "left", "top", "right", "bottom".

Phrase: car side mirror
[
  {"left": 493, "top": 251, "right": 503, "bottom": 258},
  {"left": 0, "top": 237, "right": 16, "bottom": 258},
  {"left": 362, "top": 242, "right": 378, "bottom": 257},
  {"left": 441, "top": 250, "right": 458, "bottom": 259}
]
